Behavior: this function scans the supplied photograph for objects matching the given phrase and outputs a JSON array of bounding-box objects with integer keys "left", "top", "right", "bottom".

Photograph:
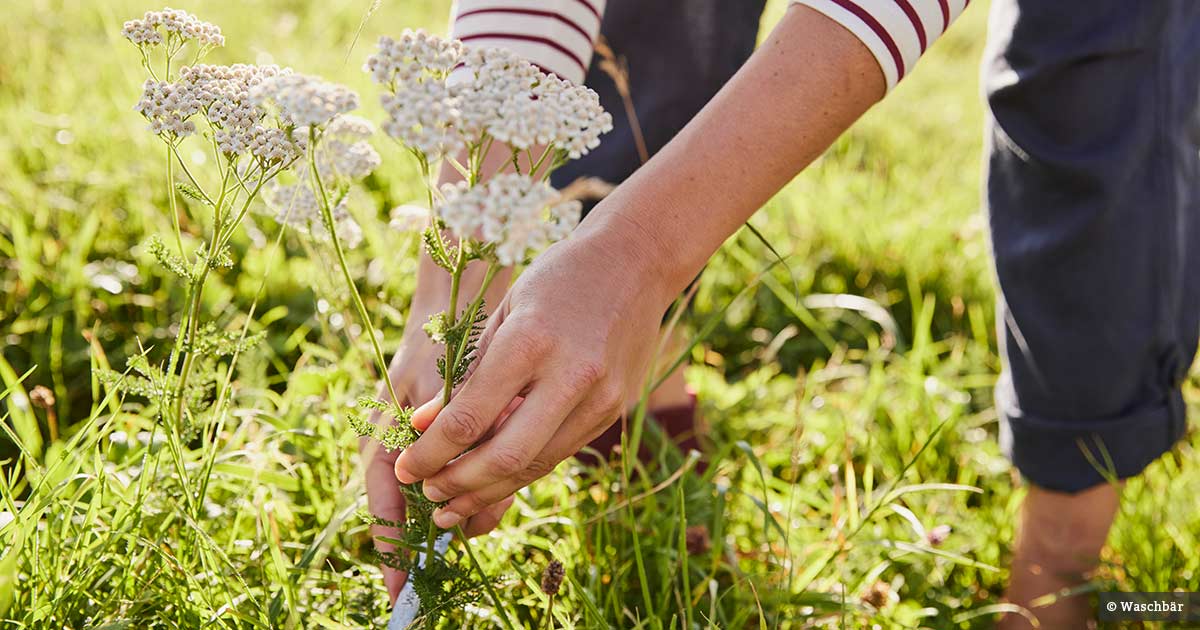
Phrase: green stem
[
  {"left": 171, "top": 169, "right": 230, "bottom": 427},
  {"left": 542, "top": 596, "right": 555, "bottom": 630},
  {"left": 215, "top": 171, "right": 269, "bottom": 253},
  {"left": 169, "top": 144, "right": 216, "bottom": 206},
  {"left": 453, "top": 524, "right": 516, "bottom": 630},
  {"left": 448, "top": 263, "right": 499, "bottom": 385},
  {"left": 440, "top": 246, "right": 465, "bottom": 406},
  {"left": 425, "top": 516, "right": 438, "bottom": 564},
  {"left": 165, "top": 144, "right": 185, "bottom": 256},
  {"left": 308, "top": 127, "right": 400, "bottom": 406},
  {"left": 529, "top": 146, "right": 555, "bottom": 176}
]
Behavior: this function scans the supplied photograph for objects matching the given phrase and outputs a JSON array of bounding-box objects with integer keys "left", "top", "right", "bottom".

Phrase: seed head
[
  {"left": 540, "top": 559, "right": 564, "bottom": 596},
  {"left": 685, "top": 525, "right": 711, "bottom": 555},
  {"left": 29, "top": 385, "right": 56, "bottom": 409}
]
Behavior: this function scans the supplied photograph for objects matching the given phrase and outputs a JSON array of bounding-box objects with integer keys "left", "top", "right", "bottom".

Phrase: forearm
[{"left": 577, "top": 5, "right": 885, "bottom": 299}]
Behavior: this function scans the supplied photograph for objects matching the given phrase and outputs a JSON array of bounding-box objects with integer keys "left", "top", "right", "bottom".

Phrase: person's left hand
[{"left": 392, "top": 215, "right": 681, "bottom": 529}]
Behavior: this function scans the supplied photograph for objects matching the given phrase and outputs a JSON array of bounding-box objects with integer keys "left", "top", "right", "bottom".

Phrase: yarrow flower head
[
  {"left": 438, "top": 173, "right": 581, "bottom": 265},
  {"left": 379, "top": 80, "right": 464, "bottom": 160},
  {"left": 135, "top": 79, "right": 201, "bottom": 138},
  {"left": 367, "top": 34, "right": 613, "bottom": 162},
  {"left": 479, "top": 69, "right": 612, "bottom": 158},
  {"left": 122, "top": 8, "right": 224, "bottom": 48},
  {"left": 389, "top": 204, "right": 429, "bottom": 233},
  {"left": 262, "top": 183, "right": 364, "bottom": 249},
  {"left": 315, "top": 115, "right": 382, "bottom": 181},
  {"left": 451, "top": 47, "right": 541, "bottom": 140},
  {"left": 365, "top": 30, "right": 465, "bottom": 88},
  {"left": 252, "top": 73, "right": 360, "bottom": 129},
  {"left": 135, "top": 63, "right": 306, "bottom": 166}
]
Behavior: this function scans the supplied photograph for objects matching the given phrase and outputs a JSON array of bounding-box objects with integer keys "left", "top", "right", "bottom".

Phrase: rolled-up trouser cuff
[{"left": 999, "top": 389, "right": 1187, "bottom": 494}]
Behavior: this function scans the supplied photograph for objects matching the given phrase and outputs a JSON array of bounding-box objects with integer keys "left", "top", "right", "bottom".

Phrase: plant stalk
[{"left": 308, "top": 127, "right": 400, "bottom": 407}]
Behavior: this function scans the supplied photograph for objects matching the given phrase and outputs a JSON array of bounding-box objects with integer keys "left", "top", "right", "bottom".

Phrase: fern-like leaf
[
  {"left": 422, "top": 227, "right": 455, "bottom": 272},
  {"left": 176, "top": 182, "right": 213, "bottom": 206},
  {"left": 148, "top": 236, "right": 194, "bottom": 281}
]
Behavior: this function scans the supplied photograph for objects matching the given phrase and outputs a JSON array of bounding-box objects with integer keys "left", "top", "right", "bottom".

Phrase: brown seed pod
[{"left": 540, "top": 559, "right": 564, "bottom": 596}]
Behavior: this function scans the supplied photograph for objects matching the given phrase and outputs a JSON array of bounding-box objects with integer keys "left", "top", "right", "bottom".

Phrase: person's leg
[
  {"left": 982, "top": 0, "right": 1200, "bottom": 626},
  {"left": 999, "top": 484, "right": 1121, "bottom": 630}
]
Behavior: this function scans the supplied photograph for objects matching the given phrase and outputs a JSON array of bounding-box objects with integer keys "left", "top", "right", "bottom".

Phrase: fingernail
[
  {"left": 433, "top": 509, "right": 461, "bottom": 529},
  {"left": 424, "top": 484, "right": 448, "bottom": 502},
  {"left": 394, "top": 459, "right": 418, "bottom": 484}
]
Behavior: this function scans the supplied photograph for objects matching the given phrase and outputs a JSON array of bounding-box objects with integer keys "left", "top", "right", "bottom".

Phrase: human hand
[
  {"left": 363, "top": 257, "right": 512, "bottom": 604},
  {"left": 392, "top": 217, "right": 681, "bottom": 529}
]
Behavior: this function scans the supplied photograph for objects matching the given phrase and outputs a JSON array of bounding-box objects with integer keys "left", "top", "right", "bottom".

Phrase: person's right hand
[{"left": 362, "top": 256, "right": 513, "bottom": 604}]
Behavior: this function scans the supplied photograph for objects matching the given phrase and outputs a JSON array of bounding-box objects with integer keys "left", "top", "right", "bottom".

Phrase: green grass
[{"left": 2, "top": 1, "right": 1198, "bottom": 628}]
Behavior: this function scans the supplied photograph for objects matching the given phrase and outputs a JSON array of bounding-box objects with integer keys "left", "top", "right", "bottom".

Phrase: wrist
[{"left": 574, "top": 204, "right": 696, "bottom": 310}]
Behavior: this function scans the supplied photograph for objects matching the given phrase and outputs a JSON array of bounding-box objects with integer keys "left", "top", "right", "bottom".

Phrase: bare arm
[{"left": 588, "top": 4, "right": 885, "bottom": 299}]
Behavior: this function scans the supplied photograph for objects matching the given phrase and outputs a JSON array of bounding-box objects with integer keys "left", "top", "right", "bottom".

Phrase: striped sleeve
[
  {"left": 791, "top": 0, "right": 970, "bottom": 90},
  {"left": 450, "top": 0, "right": 606, "bottom": 84}
]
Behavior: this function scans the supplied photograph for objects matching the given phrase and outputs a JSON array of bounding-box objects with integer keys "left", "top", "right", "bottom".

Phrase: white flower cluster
[
  {"left": 366, "top": 31, "right": 464, "bottom": 87},
  {"left": 366, "top": 32, "right": 613, "bottom": 161},
  {"left": 135, "top": 80, "right": 201, "bottom": 137},
  {"left": 380, "top": 81, "right": 462, "bottom": 160},
  {"left": 389, "top": 204, "right": 429, "bottom": 233},
  {"left": 453, "top": 47, "right": 542, "bottom": 139},
  {"left": 317, "top": 115, "right": 382, "bottom": 181},
  {"left": 122, "top": 8, "right": 224, "bottom": 48},
  {"left": 183, "top": 64, "right": 305, "bottom": 163},
  {"left": 252, "top": 73, "right": 360, "bottom": 128},
  {"left": 264, "top": 183, "right": 364, "bottom": 248},
  {"left": 245, "top": 126, "right": 305, "bottom": 164},
  {"left": 438, "top": 174, "right": 581, "bottom": 265},
  {"left": 487, "top": 72, "right": 610, "bottom": 159},
  {"left": 135, "top": 63, "right": 306, "bottom": 165}
]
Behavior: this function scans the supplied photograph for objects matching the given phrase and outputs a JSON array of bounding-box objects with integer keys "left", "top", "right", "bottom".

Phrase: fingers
[
  {"left": 394, "top": 321, "right": 543, "bottom": 483},
  {"left": 432, "top": 401, "right": 618, "bottom": 529},
  {"left": 461, "top": 494, "right": 514, "bottom": 538},
  {"left": 409, "top": 397, "right": 442, "bottom": 433},
  {"left": 419, "top": 382, "right": 584, "bottom": 503}
]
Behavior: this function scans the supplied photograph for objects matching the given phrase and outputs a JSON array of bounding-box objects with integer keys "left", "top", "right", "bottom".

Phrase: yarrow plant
[
  {"left": 349, "top": 28, "right": 612, "bottom": 628},
  {"left": 124, "top": 10, "right": 610, "bottom": 627},
  {"left": 117, "top": 8, "right": 382, "bottom": 533}
]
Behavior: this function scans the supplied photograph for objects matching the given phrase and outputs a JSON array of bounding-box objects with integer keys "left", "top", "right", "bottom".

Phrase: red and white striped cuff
[
  {"left": 450, "top": 0, "right": 606, "bottom": 84},
  {"left": 793, "top": 0, "right": 969, "bottom": 90}
]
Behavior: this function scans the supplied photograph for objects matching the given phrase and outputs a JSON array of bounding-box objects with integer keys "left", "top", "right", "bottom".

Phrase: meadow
[{"left": 2, "top": 1, "right": 1198, "bottom": 628}]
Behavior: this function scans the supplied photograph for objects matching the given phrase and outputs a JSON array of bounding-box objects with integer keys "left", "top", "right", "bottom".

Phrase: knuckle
[
  {"left": 571, "top": 359, "right": 607, "bottom": 390},
  {"left": 454, "top": 493, "right": 490, "bottom": 518},
  {"left": 519, "top": 457, "right": 556, "bottom": 483},
  {"left": 508, "top": 325, "right": 551, "bottom": 362},
  {"left": 442, "top": 404, "right": 488, "bottom": 446},
  {"left": 430, "top": 474, "right": 465, "bottom": 497},
  {"left": 594, "top": 382, "right": 625, "bottom": 413},
  {"left": 487, "top": 447, "right": 528, "bottom": 476}
]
